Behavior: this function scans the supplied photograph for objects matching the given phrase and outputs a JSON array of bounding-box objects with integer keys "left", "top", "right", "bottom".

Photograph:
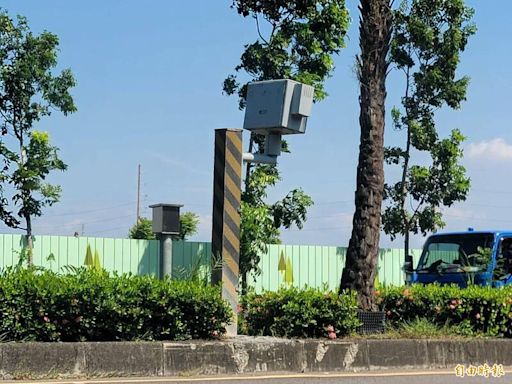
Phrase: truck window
[
  {"left": 426, "top": 243, "right": 459, "bottom": 265},
  {"left": 495, "top": 238, "right": 512, "bottom": 279},
  {"left": 417, "top": 233, "right": 494, "bottom": 273}
]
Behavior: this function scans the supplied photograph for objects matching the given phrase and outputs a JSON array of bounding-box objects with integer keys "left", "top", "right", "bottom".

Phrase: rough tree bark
[{"left": 340, "top": 0, "right": 392, "bottom": 310}]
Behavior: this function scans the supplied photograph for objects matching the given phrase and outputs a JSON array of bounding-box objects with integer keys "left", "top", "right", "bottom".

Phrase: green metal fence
[
  {"left": 170, "top": 242, "right": 423, "bottom": 290},
  {"left": 0, "top": 234, "right": 422, "bottom": 289},
  {"left": 0, "top": 234, "right": 161, "bottom": 277}
]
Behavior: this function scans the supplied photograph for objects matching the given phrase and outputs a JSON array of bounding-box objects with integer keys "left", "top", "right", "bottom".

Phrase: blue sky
[{"left": 0, "top": 0, "right": 511, "bottom": 249}]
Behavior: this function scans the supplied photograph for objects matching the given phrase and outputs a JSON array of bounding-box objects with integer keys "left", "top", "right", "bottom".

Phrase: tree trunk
[
  {"left": 404, "top": 227, "right": 410, "bottom": 262},
  {"left": 401, "top": 68, "right": 412, "bottom": 261},
  {"left": 25, "top": 213, "right": 33, "bottom": 266},
  {"left": 340, "top": 0, "right": 392, "bottom": 310},
  {"left": 241, "top": 271, "right": 248, "bottom": 296}
]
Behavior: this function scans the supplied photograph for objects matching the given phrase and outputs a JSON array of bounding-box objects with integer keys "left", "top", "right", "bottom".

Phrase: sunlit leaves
[
  {"left": 383, "top": 0, "right": 475, "bottom": 245},
  {"left": 0, "top": 10, "right": 76, "bottom": 232},
  {"left": 224, "top": 0, "right": 350, "bottom": 108},
  {"left": 239, "top": 164, "right": 314, "bottom": 279}
]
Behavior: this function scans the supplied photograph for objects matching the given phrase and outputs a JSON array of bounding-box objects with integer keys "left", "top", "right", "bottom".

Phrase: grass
[
  {"left": 351, "top": 318, "right": 485, "bottom": 339},
  {"left": 386, "top": 318, "right": 466, "bottom": 339}
]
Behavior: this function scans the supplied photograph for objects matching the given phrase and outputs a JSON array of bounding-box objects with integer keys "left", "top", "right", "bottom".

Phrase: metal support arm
[{"left": 242, "top": 152, "right": 278, "bottom": 165}]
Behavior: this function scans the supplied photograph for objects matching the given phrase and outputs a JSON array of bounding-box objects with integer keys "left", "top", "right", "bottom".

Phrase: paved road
[{"left": 6, "top": 370, "right": 510, "bottom": 384}]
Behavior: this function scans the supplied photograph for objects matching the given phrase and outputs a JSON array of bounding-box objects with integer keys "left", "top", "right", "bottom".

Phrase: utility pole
[{"left": 136, "top": 164, "right": 141, "bottom": 223}]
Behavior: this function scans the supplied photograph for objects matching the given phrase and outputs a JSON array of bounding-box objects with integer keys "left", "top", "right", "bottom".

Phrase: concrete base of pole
[{"left": 225, "top": 319, "right": 237, "bottom": 337}]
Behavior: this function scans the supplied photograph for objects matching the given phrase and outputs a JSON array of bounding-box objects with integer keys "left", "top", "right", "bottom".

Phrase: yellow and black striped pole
[{"left": 211, "top": 128, "right": 243, "bottom": 336}]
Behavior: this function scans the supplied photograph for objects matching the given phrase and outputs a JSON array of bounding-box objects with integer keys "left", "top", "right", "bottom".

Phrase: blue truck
[{"left": 404, "top": 230, "right": 512, "bottom": 287}]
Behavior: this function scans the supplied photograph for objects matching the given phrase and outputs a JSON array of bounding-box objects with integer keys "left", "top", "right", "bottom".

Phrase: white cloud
[{"left": 466, "top": 138, "right": 512, "bottom": 161}]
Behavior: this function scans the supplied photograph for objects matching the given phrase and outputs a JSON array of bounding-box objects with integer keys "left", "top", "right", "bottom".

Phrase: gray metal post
[{"left": 161, "top": 234, "right": 173, "bottom": 279}]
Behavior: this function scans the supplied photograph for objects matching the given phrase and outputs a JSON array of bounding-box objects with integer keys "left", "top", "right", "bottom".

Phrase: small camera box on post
[
  {"left": 243, "top": 79, "right": 314, "bottom": 135},
  {"left": 149, "top": 203, "right": 183, "bottom": 236}
]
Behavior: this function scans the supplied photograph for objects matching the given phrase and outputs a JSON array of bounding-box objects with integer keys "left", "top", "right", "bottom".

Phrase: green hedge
[
  {"left": 0, "top": 268, "right": 231, "bottom": 341},
  {"left": 239, "top": 287, "right": 360, "bottom": 338},
  {"left": 379, "top": 284, "right": 512, "bottom": 337}
]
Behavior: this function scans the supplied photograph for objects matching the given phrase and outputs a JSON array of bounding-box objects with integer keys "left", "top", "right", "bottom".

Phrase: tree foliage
[
  {"left": 178, "top": 211, "right": 200, "bottom": 240},
  {"left": 224, "top": 0, "right": 350, "bottom": 108},
  {"left": 128, "top": 218, "right": 155, "bottom": 240},
  {"left": 128, "top": 212, "right": 200, "bottom": 241},
  {"left": 11, "top": 131, "right": 67, "bottom": 225},
  {"left": 240, "top": 165, "right": 313, "bottom": 282},
  {"left": 225, "top": 0, "right": 349, "bottom": 289},
  {"left": 0, "top": 11, "right": 76, "bottom": 258},
  {"left": 382, "top": 0, "right": 476, "bottom": 256}
]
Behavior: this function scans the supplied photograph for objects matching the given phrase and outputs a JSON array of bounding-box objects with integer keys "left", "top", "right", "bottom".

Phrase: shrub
[
  {"left": 239, "top": 287, "right": 360, "bottom": 338},
  {"left": 0, "top": 267, "right": 231, "bottom": 341},
  {"left": 379, "top": 284, "right": 512, "bottom": 337}
]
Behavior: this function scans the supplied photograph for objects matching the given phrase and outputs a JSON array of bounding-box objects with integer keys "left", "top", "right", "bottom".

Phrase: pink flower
[
  {"left": 448, "top": 304, "right": 456, "bottom": 310},
  {"left": 326, "top": 325, "right": 335, "bottom": 333},
  {"left": 212, "top": 330, "right": 219, "bottom": 338},
  {"left": 475, "top": 313, "right": 481, "bottom": 320},
  {"left": 328, "top": 332, "right": 337, "bottom": 340},
  {"left": 43, "top": 316, "right": 50, "bottom": 323}
]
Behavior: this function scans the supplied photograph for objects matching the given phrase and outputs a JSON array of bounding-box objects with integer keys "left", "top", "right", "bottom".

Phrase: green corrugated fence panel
[
  {"left": 171, "top": 240, "right": 210, "bottom": 280},
  {"left": 172, "top": 240, "right": 184, "bottom": 277},
  {"left": 0, "top": 234, "right": 160, "bottom": 275},
  {"left": 249, "top": 244, "right": 423, "bottom": 292},
  {"left": 172, "top": 240, "right": 185, "bottom": 277},
  {"left": 0, "top": 234, "right": 423, "bottom": 290},
  {"left": 103, "top": 239, "right": 115, "bottom": 272}
]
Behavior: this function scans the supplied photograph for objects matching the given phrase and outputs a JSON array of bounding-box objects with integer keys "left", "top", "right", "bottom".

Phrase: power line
[
  {"left": 43, "top": 201, "right": 136, "bottom": 218},
  {"left": 34, "top": 214, "right": 134, "bottom": 230},
  {"left": 442, "top": 213, "right": 512, "bottom": 224},
  {"left": 87, "top": 225, "right": 128, "bottom": 236}
]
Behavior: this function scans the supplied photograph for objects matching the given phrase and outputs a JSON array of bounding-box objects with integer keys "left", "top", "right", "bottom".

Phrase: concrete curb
[{"left": 0, "top": 337, "right": 511, "bottom": 379}]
